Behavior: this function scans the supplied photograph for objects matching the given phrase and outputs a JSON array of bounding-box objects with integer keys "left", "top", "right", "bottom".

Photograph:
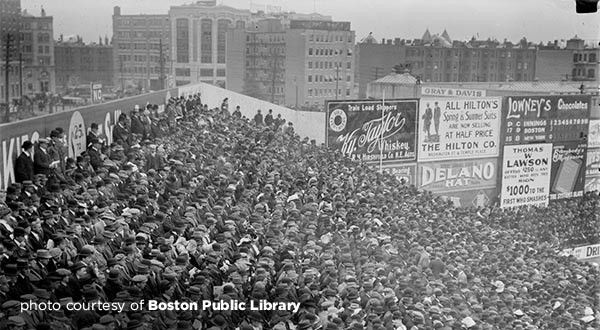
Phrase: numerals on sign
[{"left": 506, "top": 185, "right": 531, "bottom": 196}]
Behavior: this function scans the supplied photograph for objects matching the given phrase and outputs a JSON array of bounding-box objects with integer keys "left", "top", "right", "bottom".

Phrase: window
[
  {"left": 200, "top": 69, "right": 213, "bottom": 76},
  {"left": 347, "top": 75, "right": 351, "bottom": 82},
  {"left": 590, "top": 53, "right": 597, "bottom": 62},
  {"left": 175, "top": 68, "right": 191, "bottom": 76},
  {"left": 588, "top": 69, "right": 595, "bottom": 79},
  {"left": 308, "top": 75, "right": 312, "bottom": 82},
  {"left": 347, "top": 49, "right": 353, "bottom": 56},
  {"left": 524, "top": 62, "right": 528, "bottom": 70},
  {"left": 517, "top": 63, "right": 522, "bottom": 70},
  {"left": 217, "top": 19, "right": 230, "bottom": 63},
  {"left": 347, "top": 62, "right": 351, "bottom": 69},
  {"left": 308, "top": 61, "right": 312, "bottom": 69},
  {"left": 573, "top": 53, "right": 578, "bottom": 63},
  {"left": 38, "top": 46, "right": 43, "bottom": 54},
  {"left": 346, "top": 88, "right": 350, "bottom": 96},
  {"left": 584, "top": 54, "right": 587, "bottom": 61},
  {"left": 308, "top": 48, "right": 313, "bottom": 56},
  {"left": 201, "top": 19, "right": 213, "bottom": 63},
  {"left": 217, "top": 69, "right": 226, "bottom": 77},
  {"left": 308, "top": 89, "right": 313, "bottom": 96}
]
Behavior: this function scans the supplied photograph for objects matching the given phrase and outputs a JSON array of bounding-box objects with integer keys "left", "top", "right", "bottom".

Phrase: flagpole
[{"left": 379, "top": 89, "right": 385, "bottom": 173}]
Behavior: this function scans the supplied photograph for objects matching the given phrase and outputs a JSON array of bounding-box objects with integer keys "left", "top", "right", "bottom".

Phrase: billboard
[
  {"left": 326, "top": 99, "right": 418, "bottom": 163},
  {"left": 382, "top": 162, "right": 417, "bottom": 185},
  {"left": 502, "top": 95, "right": 591, "bottom": 145},
  {"left": 589, "top": 119, "right": 600, "bottom": 148},
  {"left": 420, "top": 86, "right": 487, "bottom": 98},
  {"left": 433, "top": 188, "right": 497, "bottom": 208},
  {"left": 561, "top": 243, "right": 600, "bottom": 260},
  {"left": 500, "top": 143, "right": 552, "bottom": 208},
  {"left": 549, "top": 141, "right": 587, "bottom": 201},
  {"left": 417, "top": 97, "right": 501, "bottom": 161},
  {"left": 0, "top": 88, "right": 177, "bottom": 190},
  {"left": 418, "top": 158, "right": 497, "bottom": 192}
]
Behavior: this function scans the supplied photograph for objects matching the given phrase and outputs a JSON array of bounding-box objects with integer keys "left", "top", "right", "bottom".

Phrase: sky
[{"left": 21, "top": 0, "right": 600, "bottom": 45}]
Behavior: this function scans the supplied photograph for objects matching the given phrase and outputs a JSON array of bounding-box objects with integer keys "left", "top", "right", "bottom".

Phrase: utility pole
[
  {"left": 294, "top": 76, "right": 298, "bottom": 108},
  {"left": 335, "top": 63, "right": 340, "bottom": 100},
  {"left": 159, "top": 38, "right": 165, "bottom": 90},
  {"left": 4, "top": 34, "right": 12, "bottom": 122},
  {"left": 270, "top": 48, "right": 277, "bottom": 103}
]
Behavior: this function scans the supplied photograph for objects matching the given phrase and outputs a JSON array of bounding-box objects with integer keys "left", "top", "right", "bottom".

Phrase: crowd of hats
[{"left": 0, "top": 94, "right": 598, "bottom": 330}]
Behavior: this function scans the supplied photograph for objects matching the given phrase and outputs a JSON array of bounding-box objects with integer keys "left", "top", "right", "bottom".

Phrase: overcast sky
[{"left": 22, "top": 0, "right": 600, "bottom": 45}]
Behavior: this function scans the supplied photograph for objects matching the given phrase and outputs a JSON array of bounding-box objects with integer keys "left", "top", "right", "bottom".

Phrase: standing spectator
[
  {"left": 145, "top": 144, "right": 164, "bottom": 171},
  {"left": 274, "top": 114, "right": 285, "bottom": 131},
  {"left": 283, "top": 122, "right": 294, "bottom": 136},
  {"left": 233, "top": 105, "right": 242, "bottom": 119},
  {"left": 33, "top": 138, "right": 55, "bottom": 176},
  {"left": 264, "top": 109, "right": 274, "bottom": 126},
  {"left": 14, "top": 141, "right": 34, "bottom": 183},
  {"left": 254, "top": 110, "right": 263, "bottom": 126},
  {"left": 130, "top": 105, "right": 144, "bottom": 137},
  {"left": 142, "top": 109, "right": 153, "bottom": 139},
  {"left": 221, "top": 98, "right": 229, "bottom": 112},
  {"left": 113, "top": 114, "right": 130, "bottom": 150},
  {"left": 87, "top": 139, "right": 103, "bottom": 171},
  {"left": 86, "top": 123, "right": 104, "bottom": 148},
  {"left": 48, "top": 130, "right": 67, "bottom": 174}
]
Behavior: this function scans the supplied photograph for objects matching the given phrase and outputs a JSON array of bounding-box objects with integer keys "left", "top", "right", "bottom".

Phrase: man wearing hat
[
  {"left": 34, "top": 138, "right": 56, "bottom": 177},
  {"left": 14, "top": 141, "right": 34, "bottom": 183},
  {"left": 87, "top": 138, "right": 104, "bottom": 171},
  {"left": 130, "top": 105, "right": 145, "bottom": 137}
]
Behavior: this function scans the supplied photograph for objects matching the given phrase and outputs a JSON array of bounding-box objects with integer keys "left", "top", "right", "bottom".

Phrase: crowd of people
[{"left": 0, "top": 93, "right": 598, "bottom": 330}]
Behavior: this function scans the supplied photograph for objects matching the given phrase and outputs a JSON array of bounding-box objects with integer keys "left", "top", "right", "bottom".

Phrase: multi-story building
[
  {"left": 54, "top": 37, "right": 114, "bottom": 91},
  {"left": 285, "top": 20, "right": 356, "bottom": 109},
  {"left": 169, "top": 0, "right": 252, "bottom": 88},
  {"left": 571, "top": 41, "right": 598, "bottom": 82},
  {"left": 357, "top": 30, "right": 539, "bottom": 98},
  {"left": 112, "top": 6, "right": 170, "bottom": 92},
  {"left": 21, "top": 8, "right": 55, "bottom": 97},
  {"left": 0, "top": 0, "right": 21, "bottom": 106},
  {"left": 228, "top": 17, "right": 357, "bottom": 109}
]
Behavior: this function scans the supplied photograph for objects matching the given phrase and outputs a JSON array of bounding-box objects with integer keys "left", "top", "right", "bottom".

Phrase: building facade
[
  {"left": 285, "top": 20, "right": 356, "bottom": 110},
  {"left": 169, "top": 1, "right": 251, "bottom": 88},
  {"left": 21, "top": 9, "right": 56, "bottom": 97},
  {"left": 54, "top": 39, "right": 114, "bottom": 91},
  {"left": 357, "top": 30, "right": 539, "bottom": 98},
  {"left": 572, "top": 47, "right": 598, "bottom": 82},
  {"left": 112, "top": 6, "right": 170, "bottom": 92},
  {"left": 0, "top": 0, "right": 21, "bottom": 105}
]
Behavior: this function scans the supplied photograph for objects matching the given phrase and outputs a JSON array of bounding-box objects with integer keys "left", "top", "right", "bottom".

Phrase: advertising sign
[
  {"left": 91, "top": 83, "right": 103, "bottom": 103},
  {"left": 585, "top": 148, "right": 600, "bottom": 193},
  {"left": 561, "top": 243, "right": 600, "bottom": 260},
  {"left": 588, "top": 119, "right": 600, "bottom": 148},
  {"left": 417, "top": 97, "right": 501, "bottom": 161},
  {"left": 502, "top": 95, "right": 591, "bottom": 145},
  {"left": 500, "top": 143, "right": 552, "bottom": 208},
  {"left": 420, "top": 86, "right": 487, "bottom": 98},
  {"left": 585, "top": 176, "right": 600, "bottom": 193},
  {"left": 434, "top": 188, "right": 497, "bottom": 208},
  {"left": 418, "top": 158, "right": 497, "bottom": 192},
  {"left": 382, "top": 162, "right": 417, "bottom": 185},
  {"left": 327, "top": 99, "right": 418, "bottom": 163},
  {"left": 549, "top": 141, "right": 586, "bottom": 201}
]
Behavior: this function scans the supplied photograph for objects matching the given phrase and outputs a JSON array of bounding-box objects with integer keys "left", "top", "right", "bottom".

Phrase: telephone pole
[
  {"left": 335, "top": 63, "right": 340, "bottom": 100},
  {"left": 4, "top": 34, "right": 12, "bottom": 122},
  {"left": 159, "top": 38, "right": 165, "bottom": 90},
  {"left": 270, "top": 49, "right": 277, "bottom": 103}
]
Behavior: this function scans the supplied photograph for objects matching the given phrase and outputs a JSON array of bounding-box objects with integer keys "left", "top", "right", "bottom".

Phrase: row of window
[
  {"left": 117, "top": 31, "right": 167, "bottom": 39},
  {"left": 308, "top": 74, "right": 351, "bottom": 83},
  {"left": 574, "top": 53, "right": 598, "bottom": 63},
  {"left": 573, "top": 68, "right": 596, "bottom": 79},
  {"left": 174, "top": 68, "right": 226, "bottom": 77},
  {"left": 117, "top": 18, "right": 166, "bottom": 27},
  {"left": 308, "top": 34, "right": 353, "bottom": 44},
  {"left": 308, "top": 61, "right": 352, "bottom": 70},
  {"left": 120, "top": 66, "right": 171, "bottom": 74},
  {"left": 308, "top": 48, "right": 353, "bottom": 57},
  {"left": 307, "top": 88, "right": 351, "bottom": 97}
]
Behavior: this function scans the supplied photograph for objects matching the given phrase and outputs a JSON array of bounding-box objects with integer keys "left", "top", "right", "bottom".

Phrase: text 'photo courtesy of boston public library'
[{"left": 0, "top": 0, "right": 599, "bottom": 330}]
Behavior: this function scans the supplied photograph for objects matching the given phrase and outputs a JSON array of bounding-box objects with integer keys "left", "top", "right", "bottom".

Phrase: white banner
[
  {"left": 561, "top": 244, "right": 600, "bottom": 260},
  {"left": 418, "top": 98, "right": 501, "bottom": 161},
  {"left": 500, "top": 143, "right": 552, "bottom": 208},
  {"left": 421, "top": 86, "right": 487, "bottom": 98}
]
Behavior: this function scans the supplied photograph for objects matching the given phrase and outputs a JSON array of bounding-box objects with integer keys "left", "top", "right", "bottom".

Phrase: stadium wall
[{"left": 178, "top": 83, "right": 326, "bottom": 144}]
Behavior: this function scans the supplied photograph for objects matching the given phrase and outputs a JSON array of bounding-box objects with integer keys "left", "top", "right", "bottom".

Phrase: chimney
[
  {"left": 387, "top": 39, "right": 392, "bottom": 45},
  {"left": 394, "top": 38, "right": 400, "bottom": 46},
  {"left": 114, "top": 6, "right": 121, "bottom": 16},
  {"left": 382, "top": 38, "right": 385, "bottom": 44}
]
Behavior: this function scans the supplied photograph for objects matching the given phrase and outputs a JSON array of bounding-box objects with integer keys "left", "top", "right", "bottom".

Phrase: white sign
[
  {"left": 421, "top": 87, "right": 487, "bottom": 98},
  {"left": 589, "top": 119, "right": 600, "bottom": 148},
  {"left": 500, "top": 143, "right": 552, "bottom": 208},
  {"left": 418, "top": 98, "right": 501, "bottom": 161},
  {"left": 561, "top": 244, "right": 600, "bottom": 260}
]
